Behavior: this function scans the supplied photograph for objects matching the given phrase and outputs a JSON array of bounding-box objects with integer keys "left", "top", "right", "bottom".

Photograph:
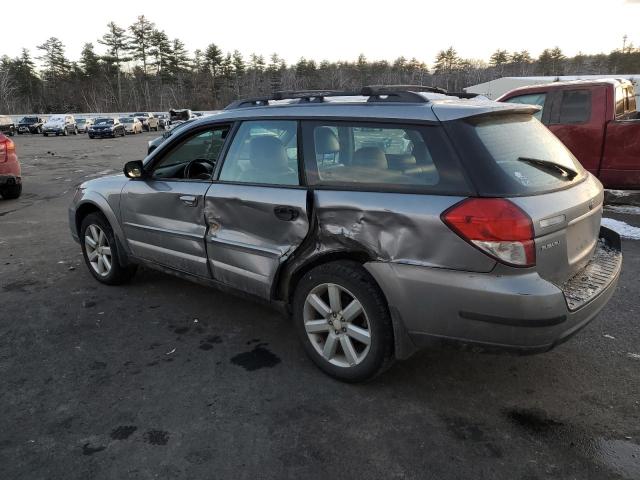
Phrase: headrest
[
  {"left": 353, "top": 147, "right": 388, "bottom": 169},
  {"left": 315, "top": 127, "right": 340, "bottom": 154},
  {"left": 249, "top": 136, "right": 288, "bottom": 171},
  {"left": 388, "top": 154, "right": 417, "bottom": 170}
]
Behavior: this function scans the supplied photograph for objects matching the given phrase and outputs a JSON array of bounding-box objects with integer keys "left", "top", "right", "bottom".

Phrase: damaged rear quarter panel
[{"left": 311, "top": 190, "right": 497, "bottom": 270}]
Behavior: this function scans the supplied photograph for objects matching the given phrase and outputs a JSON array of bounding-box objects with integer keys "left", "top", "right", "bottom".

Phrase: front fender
[{"left": 73, "top": 190, "right": 130, "bottom": 257}]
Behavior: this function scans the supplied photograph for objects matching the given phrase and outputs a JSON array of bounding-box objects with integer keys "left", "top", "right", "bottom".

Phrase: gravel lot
[{"left": 1, "top": 133, "right": 639, "bottom": 480}]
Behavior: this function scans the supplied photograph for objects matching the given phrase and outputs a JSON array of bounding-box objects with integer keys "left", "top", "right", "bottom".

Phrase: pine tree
[
  {"left": 79, "top": 43, "right": 101, "bottom": 77},
  {"left": 98, "top": 22, "right": 130, "bottom": 106},
  {"left": 168, "top": 39, "right": 190, "bottom": 74},
  {"left": 36, "top": 37, "right": 69, "bottom": 82},
  {"left": 128, "top": 15, "right": 155, "bottom": 75}
]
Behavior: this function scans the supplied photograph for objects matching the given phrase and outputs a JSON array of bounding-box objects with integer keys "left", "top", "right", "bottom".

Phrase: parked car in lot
[
  {"left": 70, "top": 86, "right": 622, "bottom": 382},
  {"left": 88, "top": 117, "right": 126, "bottom": 138},
  {"left": 76, "top": 118, "right": 94, "bottom": 133},
  {"left": 498, "top": 79, "right": 640, "bottom": 189},
  {"left": 43, "top": 115, "right": 77, "bottom": 136},
  {"left": 132, "top": 112, "right": 159, "bottom": 131},
  {"left": 154, "top": 113, "right": 170, "bottom": 129},
  {"left": 120, "top": 117, "right": 143, "bottom": 134},
  {"left": 17, "top": 116, "right": 45, "bottom": 134},
  {"left": 0, "top": 132, "right": 21, "bottom": 199},
  {"left": 0, "top": 115, "right": 16, "bottom": 136}
]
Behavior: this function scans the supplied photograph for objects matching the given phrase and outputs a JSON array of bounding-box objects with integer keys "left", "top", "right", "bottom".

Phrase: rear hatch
[{"left": 443, "top": 112, "right": 605, "bottom": 285}]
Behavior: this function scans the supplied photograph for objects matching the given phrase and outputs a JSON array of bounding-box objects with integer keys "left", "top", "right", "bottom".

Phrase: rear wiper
[{"left": 517, "top": 157, "right": 578, "bottom": 181}]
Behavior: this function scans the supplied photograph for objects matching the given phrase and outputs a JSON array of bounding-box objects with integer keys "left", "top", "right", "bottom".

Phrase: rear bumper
[
  {"left": 0, "top": 175, "right": 21, "bottom": 186},
  {"left": 366, "top": 228, "right": 622, "bottom": 353}
]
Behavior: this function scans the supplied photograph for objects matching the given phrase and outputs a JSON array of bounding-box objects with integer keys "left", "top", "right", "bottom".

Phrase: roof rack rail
[
  {"left": 223, "top": 85, "right": 451, "bottom": 110},
  {"left": 361, "top": 84, "right": 447, "bottom": 95},
  {"left": 273, "top": 90, "right": 360, "bottom": 100},
  {"left": 224, "top": 97, "right": 272, "bottom": 109}
]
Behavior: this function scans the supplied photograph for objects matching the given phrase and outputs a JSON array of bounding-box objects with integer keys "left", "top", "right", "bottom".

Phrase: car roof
[{"left": 192, "top": 93, "right": 537, "bottom": 125}]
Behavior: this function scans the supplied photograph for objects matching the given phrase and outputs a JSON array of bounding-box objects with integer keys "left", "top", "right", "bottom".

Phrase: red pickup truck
[{"left": 497, "top": 79, "right": 640, "bottom": 189}]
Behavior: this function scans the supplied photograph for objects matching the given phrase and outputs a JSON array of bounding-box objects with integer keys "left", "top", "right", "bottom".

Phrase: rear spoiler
[{"left": 431, "top": 101, "right": 541, "bottom": 122}]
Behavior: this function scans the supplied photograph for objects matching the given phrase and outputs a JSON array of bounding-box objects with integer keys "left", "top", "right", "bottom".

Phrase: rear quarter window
[
  {"left": 448, "top": 114, "right": 587, "bottom": 196},
  {"left": 302, "top": 121, "right": 472, "bottom": 194},
  {"left": 556, "top": 90, "right": 591, "bottom": 124}
]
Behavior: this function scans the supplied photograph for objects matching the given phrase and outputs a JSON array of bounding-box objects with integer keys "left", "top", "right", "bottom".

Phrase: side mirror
[
  {"left": 124, "top": 160, "right": 144, "bottom": 179},
  {"left": 162, "top": 130, "right": 171, "bottom": 139}
]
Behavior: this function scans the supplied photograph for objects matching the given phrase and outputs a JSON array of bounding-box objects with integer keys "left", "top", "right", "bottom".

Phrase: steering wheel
[{"left": 184, "top": 159, "right": 215, "bottom": 180}]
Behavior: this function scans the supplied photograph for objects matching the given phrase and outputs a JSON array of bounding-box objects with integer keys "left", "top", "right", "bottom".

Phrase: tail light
[
  {"left": 0, "top": 136, "right": 15, "bottom": 163},
  {"left": 442, "top": 198, "right": 536, "bottom": 267}
]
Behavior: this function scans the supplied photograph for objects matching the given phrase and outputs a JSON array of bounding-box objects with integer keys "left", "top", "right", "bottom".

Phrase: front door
[
  {"left": 205, "top": 120, "right": 310, "bottom": 298},
  {"left": 121, "top": 125, "right": 231, "bottom": 277}
]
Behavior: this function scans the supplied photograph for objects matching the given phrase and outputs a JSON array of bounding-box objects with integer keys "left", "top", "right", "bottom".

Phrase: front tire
[
  {"left": 293, "top": 261, "right": 394, "bottom": 382},
  {"left": 80, "top": 212, "right": 137, "bottom": 285}
]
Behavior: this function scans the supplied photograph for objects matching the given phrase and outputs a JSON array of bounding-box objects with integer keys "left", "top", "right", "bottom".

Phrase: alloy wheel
[
  {"left": 84, "top": 224, "right": 112, "bottom": 277},
  {"left": 303, "top": 283, "right": 372, "bottom": 367}
]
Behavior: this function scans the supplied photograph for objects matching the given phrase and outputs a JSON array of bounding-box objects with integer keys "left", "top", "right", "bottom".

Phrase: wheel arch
[{"left": 75, "top": 197, "right": 132, "bottom": 266}]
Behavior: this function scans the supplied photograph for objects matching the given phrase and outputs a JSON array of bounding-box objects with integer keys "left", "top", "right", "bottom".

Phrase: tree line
[{"left": 1, "top": 15, "right": 639, "bottom": 114}]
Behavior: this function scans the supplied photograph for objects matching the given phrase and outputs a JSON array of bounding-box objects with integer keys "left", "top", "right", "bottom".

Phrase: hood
[{"left": 79, "top": 173, "right": 127, "bottom": 190}]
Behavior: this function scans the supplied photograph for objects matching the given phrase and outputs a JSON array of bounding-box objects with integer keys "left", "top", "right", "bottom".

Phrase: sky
[{"left": 1, "top": 0, "right": 639, "bottom": 68}]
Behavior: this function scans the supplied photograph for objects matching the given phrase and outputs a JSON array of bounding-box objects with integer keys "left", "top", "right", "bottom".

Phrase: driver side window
[{"left": 152, "top": 126, "right": 229, "bottom": 180}]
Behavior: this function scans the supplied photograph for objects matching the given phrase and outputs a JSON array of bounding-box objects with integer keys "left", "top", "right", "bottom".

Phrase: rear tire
[
  {"left": 1, "top": 184, "right": 22, "bottom": 199},
  {"left": 293, "top": 261, "right": 394, "bottom": 382},
  {"left": 44, "top": 133, "right": 48, "bottom": 137},
  {"left": 80, "top": 212, "right": 137, "bottom": 285}
]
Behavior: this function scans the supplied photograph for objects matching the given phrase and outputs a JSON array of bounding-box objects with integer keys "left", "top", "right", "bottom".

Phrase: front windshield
[
  {"left": 95, "top": 118, "right": 114, "bottom": 125},
  {"left": 77, "top": 119, "right": 87, "bottom": 124},
  {"left": 120, "top": 118, "right": 133, "bottom": 123},
  {"left": 49, "top": 116, "right": 64, "bottom": 122},
  {"left": 21, "top": 117, "right": 37, "bottom": 123}
]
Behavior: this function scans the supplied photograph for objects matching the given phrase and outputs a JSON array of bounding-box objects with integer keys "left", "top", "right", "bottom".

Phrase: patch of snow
[
  {"left": 606, "top": 189, "right": 631, "bottom": 197},
  {"left": 605, "top": 205, "right": 640, "bottom": 215},
  {"left": 601, "top": 218, "right": 640, "bottom": 240}
]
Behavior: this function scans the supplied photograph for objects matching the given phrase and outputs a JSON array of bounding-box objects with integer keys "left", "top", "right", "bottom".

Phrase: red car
[
  {"left": 498, "top": 79, "right": 640, "bottom": 189},
  {"left": 0, "top": 133, "right": 21, "bottom": 199}
]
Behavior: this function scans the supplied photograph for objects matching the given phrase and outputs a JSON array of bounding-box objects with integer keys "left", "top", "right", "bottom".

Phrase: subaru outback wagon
[{"left": 69, "top": 86, "right": 622, "bottom": 382}]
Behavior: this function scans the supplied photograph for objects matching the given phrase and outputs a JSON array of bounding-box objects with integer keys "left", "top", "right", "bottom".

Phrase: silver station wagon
[{"left": 69, "top": 86, "right": 622, "bottom": 382}]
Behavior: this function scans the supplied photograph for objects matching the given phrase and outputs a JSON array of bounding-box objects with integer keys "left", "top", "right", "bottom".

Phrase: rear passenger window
[
  {"left": 303, "top": 121, "right": 470, "bottom": 193},
  {"left": 219, "top": 120, "right": 299, "bottom": 186},
  {"left": 557, "top": 90, "right": 591, "bottom": 124},
  {"left": 504, "top": 93, "right": 546, "bottom": 122}
]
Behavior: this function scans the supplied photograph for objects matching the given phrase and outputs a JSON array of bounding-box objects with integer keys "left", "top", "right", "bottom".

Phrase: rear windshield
[{"left": 452, "top": 114, "right": 586, "bottom": 196}]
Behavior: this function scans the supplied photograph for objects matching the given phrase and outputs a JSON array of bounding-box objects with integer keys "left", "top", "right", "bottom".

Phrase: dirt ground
[{"left": 1, "top": 132, "right": 639, "bottom": 480}]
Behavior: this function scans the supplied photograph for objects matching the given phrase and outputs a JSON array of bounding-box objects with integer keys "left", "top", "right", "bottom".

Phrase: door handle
[
  {"left": 274, "top": 205, "right": 299, "bottom": 221},
  {"left": 180, "top": 195, "right": 198, "bottom": 206}
]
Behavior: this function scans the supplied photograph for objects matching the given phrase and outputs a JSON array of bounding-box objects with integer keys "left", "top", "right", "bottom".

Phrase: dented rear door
[
  {"left": 205, "top": 119, "right": 309, "bottom": 299},
  {"left": 204, "top": 184, "right": 309, "bottom": 298}
]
